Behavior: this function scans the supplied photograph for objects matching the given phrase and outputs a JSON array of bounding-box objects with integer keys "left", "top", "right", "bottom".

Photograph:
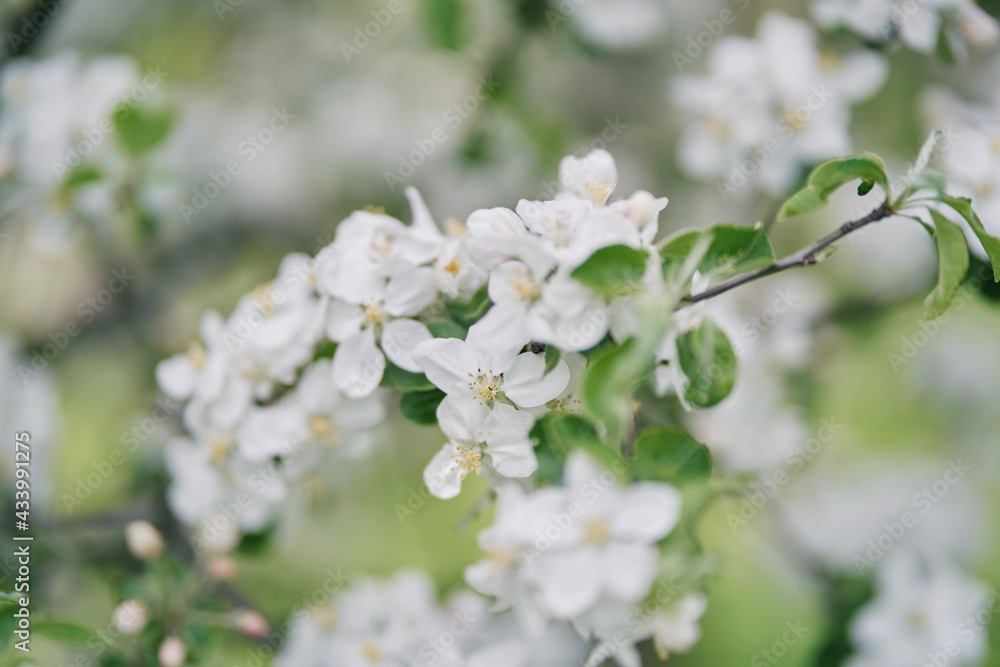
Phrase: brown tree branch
[{"left": 680, "top": 200, "right": 896, "bottom": 306}]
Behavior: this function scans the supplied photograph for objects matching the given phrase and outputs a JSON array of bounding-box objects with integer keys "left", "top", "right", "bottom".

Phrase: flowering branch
[{"left": 681, "top": 199, "right": 895, "bottom": 305}]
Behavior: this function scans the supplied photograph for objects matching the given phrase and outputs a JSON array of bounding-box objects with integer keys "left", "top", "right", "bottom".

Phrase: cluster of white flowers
[
  {"left": 277, "top": 452, "right": 707, "bottom": 667},
  {"left": 812, "top": 0, "right": 998, "bottom": 54},
  {"left": 0, "top": 52, "right": 173, "bottom": 236},
  {"left": 157, "top": 149, "right": 681, "bottom": 544},
  {"left": 277, "top": 569, "right": 590, "bottom": 667},
  {"left": 463, "top": 451, "right": 705, "bottom": 667},
  {"left": 922, "top": 84, "right": 1000, "bottom": 238},
  {"left": 158, "top": 148, "right": 714, "bottom": 657},
  {"left": 671, "top": 11, "right": 887, "bottom": 196}
]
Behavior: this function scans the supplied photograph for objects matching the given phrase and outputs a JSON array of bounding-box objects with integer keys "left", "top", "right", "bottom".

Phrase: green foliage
[
  {"left": 632, "top": 426, "right": 712, "bottom": 485},
  {"left": 426, "top": 319, "right": 468, "bottom": 340},
  {"left": 381, "top": 362, "right": 436, "bottom": 392},
  {"left": 61, "top": 165, "right": 103, "bottom": 192},
  {"left": 942, "top": 196, "right": 1000, "bottom": 281},
  {"left": 698, "top": 225, "right": 776, "bottom": 279},
  {"left": 777, "top": 153, "right": 889, "bottom": 220},
  {"left": 113, "top": 106, "right": 174, "bottom": 156},
  {"left": 33, "top": 618, "right": 95, "bottom": 644},
  {"left": 543, "top": 345, "right": 561, "bottom": 374},
  {"left": 532, "top": 414, "right": 628, "bottom": 485},
  {"left": 445, "top": 285, "right": 492, "bottom": 326},
  {"left": 571, "top": 244, "right": 650, "bottom": 297},
  {"left": 676, "top": 319, "right": 737, "bottom": 408},
  {"left": 400, "top": 388, "right": 446, "bottom": 425},
  {"left": 661, "top": 226, "right": 775, "bottom": 283},
  {"left": 582, "top": 339, "right": 642, "bottom": 441},
  {"left": 924, "top": 209, "right": 970, "bottom": 320},
  {"left": 424, "top": 0, "right": 465, "bottom": 50}
]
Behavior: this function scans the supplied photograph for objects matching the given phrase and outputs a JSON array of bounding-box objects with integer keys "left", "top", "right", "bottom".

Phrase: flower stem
[{"left": 679, "top": 200, "right": 895, "bottom": 306}]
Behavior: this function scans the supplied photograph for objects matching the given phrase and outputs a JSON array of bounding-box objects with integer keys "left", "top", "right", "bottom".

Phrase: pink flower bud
[
  {"left": 125, "top": 521, "right": 164, "bottom": 560},
  {"left": 112, "top": 600, "right": 148, "bottom": 635},
  {"left": 237, "top": 610, "right": 269, "bottom": 638},
  {"left": 158, "top": 636, "right": 186, "bottom": 667}
]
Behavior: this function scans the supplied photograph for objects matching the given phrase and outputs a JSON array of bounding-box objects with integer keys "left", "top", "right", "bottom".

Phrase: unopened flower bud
[
  {"left": 208, "top": 556, "right": 237, "bottom": 581},
  {"left": 237, "top": 610, "right": 269, "bottom": 638},
  {"left": 112, "top": 600, "right": 148, "bottom": 635},
  {"left": 158, "top": 637, "right": 186, "bottom": 667},
  {"left": 125, "top": 521, "right": 164, "bottom": 560}
]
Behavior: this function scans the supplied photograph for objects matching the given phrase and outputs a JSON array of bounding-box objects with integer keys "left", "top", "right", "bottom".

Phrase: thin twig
[{"left": 680, "top": 200, "right": 895, "bottom": 306}]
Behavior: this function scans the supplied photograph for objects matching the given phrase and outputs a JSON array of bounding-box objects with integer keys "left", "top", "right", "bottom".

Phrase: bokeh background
[{"left": 2, "top": 0, "right": 1000, "bottom": 664}]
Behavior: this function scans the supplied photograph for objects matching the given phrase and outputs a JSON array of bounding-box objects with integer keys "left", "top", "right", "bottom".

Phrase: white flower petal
[
  {"left": 332, "top": 328, "right": 386, "bottom": 398},
  {"left": 502, "top": 353, "right": 570, "bottom": 408},
  {"left": 612, "top": 483, "right": 683, "bottom": 543},
  {"left": 381, "top": 318, "right": 433, "bottom": 373},
  {"left": 424, "top": 444, "right": 465, "bottom": 499},
  {"left": 412, "top": 338, "right": 477, "bottom": 395}
]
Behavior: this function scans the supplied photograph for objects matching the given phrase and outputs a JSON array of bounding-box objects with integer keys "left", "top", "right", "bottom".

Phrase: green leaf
[
  {"left": 380, "top": 362, "right": 435, "bottom": 392},
  {"left": 33, "top": 618, "right": 94, "bottom": 645},
  {"left": 924, "top": 209, "right": 970, "bottom": 320},
  {"left": 633, "top": 427, "right": 712, "bottom": 485},
  {"left": 572, "top": 244, "right": 649, "bottom": 297},
  {"left": 445, "top": 285, "right": 492, "bottom": 326},
  {"left": 535, "top": 414, "right": 628, "bottom": 482},
  {"left": 61, "top": 165, "right": 102, "bottom": 191},
  {"left": 698, "top": 224, "right": 776, "bottom": 280},
  {"left": 425, "top": 0, "right": 465, "bottom": 50},
  {"left": 313, "top": 340, "right": 337, "bottom": 360},
  {"left": 582, "top": 339, "right": 640, "bottom": 440},
  {"left": 777, "top": 153, "right": 889, "bottom": 220},
  {"left": 660, "top": 229, "right": 705, "bottom": 283},
  {"left": 942, "top": 196, "right": 1000, "bottom": 281},
  {"left": 676, "top": 319, "right": 737, "bottom": 408},
  {"left": 113, "top": 106, "right": 173, "bottom": 156},
  {"left": 400, "top": 388, "right": 446, "bottom": 425},
  {"left": 426, "top": 319, "right": 468, "bottom": 340},
  {"left": 544, "top": 345, "right": 561, "bottom": 374}
]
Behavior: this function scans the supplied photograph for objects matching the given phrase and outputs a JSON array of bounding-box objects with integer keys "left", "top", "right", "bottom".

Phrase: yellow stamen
[
  {"left": 362, "top": 204, "right": 386, "bottom": 215},
  {"left": 360, "top": 640, "right": 381, "bottom": 662},
  {"left": 308, "top": 414, "right": 341, "bottom": 446},
  {"left": 584, "top": 519, "right": 611, "bottom": 545},
  {"left": 187, "top": 341, "right": 206, "bottom": 371},
  {"left": 359, "top": 301, "right": 387, "bottom": 327},
  {"left": 444, "top": 217, "right": 467, "bottom": 237},
  {"left": 584, "top": 181, "right": 614, "bottom": 207},
  {"left": 467, "top": 370, "right": 502, "bottom": 404},
  {"left": 443, "top": 259, "right": 461, "bottom": 277},
  {"left": 252, "top": 282, "right": 277, "bottom": 317},
  {"left": 451, "top": 444, "right": 483, "bottom": 479}
]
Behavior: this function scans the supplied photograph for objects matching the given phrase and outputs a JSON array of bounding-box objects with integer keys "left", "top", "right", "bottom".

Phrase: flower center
[
  {"left": 361, "top": 640, "right": 382, "bottom": 662},
  {"left": 451, "top": 443, "right": 484, "bottom": 479},
  {"left": 551, "top": 397, "right": 582, "bottom": 414},
  {"left": 990, "top": 134, "right": 1000, "bottom": 157},
  {"left": 443, "top": 259, "right": 462, "bottom": 277},
  {"left": 308, "top": 414, "right": 341, "bottom": 446},
  {"left": 584, "top": 181, "right": 614, "bottom": 207},
  {"left": 360, "top": 301, "right": 388, "bottom": 327},
  {"left": 706, "top": 116, "right": 730, "bottom": 141},
  {"left": 818, "top": 50, "right": 841, "bottom": 73},
  {"left": 510, "top": 275, "right": 540, "bottom": 301},
  {"left": 209, "top": 437, "right": 230, "bottom": 464},
  {"left": 584, "top": 519, "right": 611, "bottom": 545},
  {"left": 467, "top": 369, "right": 502, "bottom": 404},
  {"left": 370, "top": 232, "right": 395, "bottom": 262},
  {"left": 187, "top": 341, "right": 206, "bottom": 371},
  {"left": 252, "top": 282, "right": 277, "bottom": 317},
  {"left": 444, "top": 216, "right": 467, "bottom": 237},
  {"left": 781, "top": 106, "right": 809, "bottom": 133}
]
